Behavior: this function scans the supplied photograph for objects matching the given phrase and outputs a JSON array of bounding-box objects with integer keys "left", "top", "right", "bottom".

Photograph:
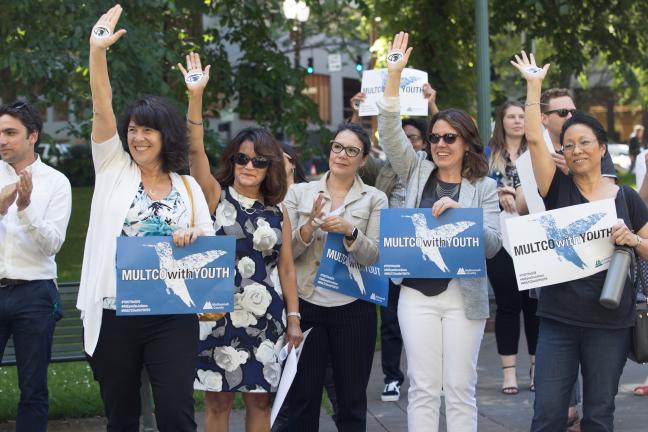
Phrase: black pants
[
  {"left": 487, "top": 248, "right": 539, "bottom": 356},
  {"left": 286, "top": 299, "right": 376, "bottom": 432},
  {"left": 380, "top": 280, "right": 404, "bottom": 384},
  {"left": 87, "top": 310, "right": 198, "bottom": 432},
  {"left": 0, "top": 280, "right": 59, "bottom": 432}
]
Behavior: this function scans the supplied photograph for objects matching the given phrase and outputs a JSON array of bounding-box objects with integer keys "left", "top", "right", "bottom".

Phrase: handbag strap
[
  {"left": 180, "top": 175, "right": 195, "bottom": 228},
  {"left": 619, "top": 186, "right": 648, "bottom": 297}
]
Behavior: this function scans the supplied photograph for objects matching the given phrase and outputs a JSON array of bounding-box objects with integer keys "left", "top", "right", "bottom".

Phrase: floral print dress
[{"left": 195, "top": 187, "right": 286, "bottom": 393}]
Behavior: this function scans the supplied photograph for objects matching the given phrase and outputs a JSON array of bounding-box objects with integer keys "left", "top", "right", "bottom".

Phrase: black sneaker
[{"left": 381, "top": 381, "right": 400, "bottom": 402}]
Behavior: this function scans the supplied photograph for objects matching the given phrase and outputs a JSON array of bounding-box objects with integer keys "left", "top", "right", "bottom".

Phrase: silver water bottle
[{"left": 600, "top": 246, "right": 633, "bottom": 309}]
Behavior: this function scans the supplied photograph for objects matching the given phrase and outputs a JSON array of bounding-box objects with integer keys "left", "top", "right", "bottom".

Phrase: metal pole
[{"left": 474, "top": 0, "right": 491, "bottom": 143}]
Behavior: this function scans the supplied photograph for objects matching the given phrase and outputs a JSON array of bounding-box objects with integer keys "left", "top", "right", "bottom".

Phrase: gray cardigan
[{"left": 377, "top": 97, "right": 502, "bottom": 320}]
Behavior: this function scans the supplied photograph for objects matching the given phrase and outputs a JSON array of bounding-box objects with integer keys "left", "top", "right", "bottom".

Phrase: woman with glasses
[
  {"left": 79, "top": 7, "right": 215, "bottom": 431},
  {"left": 512, "top": 51, "right": 648, "bottom": 431},
  {"left": 177, "top": 53, "right": 303, "bottom": 431},
  {"left": 487, "top": 101, "right": 539, "bottom": 395},
  {"left": 283, "top": 122, "right": 387, "bottom": 431},
  {"left": 377, "top": 33, "right": 501, "bottom": 431}
]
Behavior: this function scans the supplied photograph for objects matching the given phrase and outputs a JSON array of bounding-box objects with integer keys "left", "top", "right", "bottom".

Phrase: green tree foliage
[{"left": 0, "top": 0, "right": 322, "bottom": 151}]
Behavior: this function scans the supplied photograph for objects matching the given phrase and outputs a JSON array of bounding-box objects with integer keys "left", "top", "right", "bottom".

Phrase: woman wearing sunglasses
[
  {"left": 283, "top": 123, "right": 387, "bottom": 431},
  {"left": 377, "top": 32, "right": 501, "bottom": 431},
  {"left": 178, "top": 53, "right": 303, "bottom": 431},
  {"left": 512, "top": 51, "right": 648, "bottom": 432},
  {"left": 79, "top": 7, "right": 215, "bottom": 431}
]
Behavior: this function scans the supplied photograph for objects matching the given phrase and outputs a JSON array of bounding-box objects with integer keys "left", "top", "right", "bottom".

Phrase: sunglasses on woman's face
[
  {"left": 545, "top": 108, "right": 576, "bottom": 118},
  {"left": 232, "top": 152, "right": 270, "bottom": 168},
  {"left": 427, "top": 133, "right": 459, "bottom": 144}
]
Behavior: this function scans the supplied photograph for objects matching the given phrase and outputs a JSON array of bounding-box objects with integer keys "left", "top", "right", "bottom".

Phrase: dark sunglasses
[
  {"left": 7, "top": 101, "right": 27, "bottom": 112},
  {"left": 232, "top": 152, "right": 270, "bottom": 168},
  {"left": 545, "top": 108, "right": 576, "bottom": 118},
  {"left": 330, "top": 141, "right": 362, "bottom": 157},
  {"left": 427, "top": 133, "right": 459, "bottom": 144}
]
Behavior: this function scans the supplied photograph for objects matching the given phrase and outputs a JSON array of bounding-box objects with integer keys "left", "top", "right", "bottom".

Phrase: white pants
[{"left": 398, "top": 282, "right": 486, "bottom": 432}]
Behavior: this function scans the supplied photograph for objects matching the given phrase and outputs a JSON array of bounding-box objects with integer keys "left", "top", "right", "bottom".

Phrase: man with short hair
[
  {"left": 0, "top": 101, "right": 71, "bottom": 431},
  {"left": 540, "top": 88, "right": 616, "bottom": 183}
]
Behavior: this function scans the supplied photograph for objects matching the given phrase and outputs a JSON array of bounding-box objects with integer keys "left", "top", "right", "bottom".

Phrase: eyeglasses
[
  {"left": 232, "top": 152, "right": 271, "bottom": 168},
  {"left": 545, "top": 108, "right": 576, "bottom": 118},
  {"left": 427, "top": 133, "right": 459, "bottom": 144},
  {"left": 330, "top": 141, "right": 362, "bottom": 157},
  {"left": 561, "top": 140, "right": 596, "bottom": 153},
  {"left": 406, "top": 134, "right": 423, "bottom": 143}
]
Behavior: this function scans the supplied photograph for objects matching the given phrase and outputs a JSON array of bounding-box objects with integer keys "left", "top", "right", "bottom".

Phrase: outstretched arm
[
  {"left": 89, "top": 4, "right": 127, "bottom": 143},
  {"left": 178, "top": 52, "right": 221, "bottom": 214},
  {"left": 511, "top": 52, "right": 555, "bottom": 197}
]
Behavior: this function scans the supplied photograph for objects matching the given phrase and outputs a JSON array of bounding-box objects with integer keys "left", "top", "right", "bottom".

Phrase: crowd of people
[{"left": 1, "top": 5, "right": 647, "bottom": 432}]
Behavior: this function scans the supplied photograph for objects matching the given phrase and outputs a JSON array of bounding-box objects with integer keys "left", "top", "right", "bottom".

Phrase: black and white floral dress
[{"left": 195, "top": 187, "right": 286, "bottom": 392}]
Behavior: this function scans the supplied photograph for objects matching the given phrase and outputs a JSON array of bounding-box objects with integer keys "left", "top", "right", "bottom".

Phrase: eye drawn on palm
[
  {"left": 510, "top": 50, "right": 550, "bottom": 82},
  {"left": 386, "top": 31, "right": 413, "bottom": 74},
  {"left": 90, "top": 4, "right": 127, "bottom": 50},
  {"left": 178, "top": 52, "right": 211, "bottom": 93}
]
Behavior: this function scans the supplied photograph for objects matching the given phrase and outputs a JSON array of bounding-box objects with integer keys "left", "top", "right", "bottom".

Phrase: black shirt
[{"left": 538, "top": 170, "right": 648, "bottom": 328}]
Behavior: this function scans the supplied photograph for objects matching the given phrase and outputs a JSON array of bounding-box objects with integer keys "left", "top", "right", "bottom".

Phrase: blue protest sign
[
  {"left": 116, "top": 236, "right": 235, "bottom": 315},
  {"left": 380, "top": 208, "right": 485, "bottom": 278},
  {"left": 314, "top": 233, "right": 388, "bottom": 305}
]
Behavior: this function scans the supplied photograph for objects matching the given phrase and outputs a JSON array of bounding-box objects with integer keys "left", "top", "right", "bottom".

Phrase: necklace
[
  {"left": 435, "top": 180, "right": 460, "bottom": 199},
  {"left": 230, "top": 187, "right": 263, "bottom": 215}
]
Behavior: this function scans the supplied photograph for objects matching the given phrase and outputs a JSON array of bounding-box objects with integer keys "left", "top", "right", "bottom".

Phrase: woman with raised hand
[
  {"left": 79, "top": 5, "right": 214, "bottom": 431},
  {"left": 512, "top": 51, "right": 648, "bottom": 431},
  {"left": 178, "top": 53, "right": 303, "bottom": 432},
  {"left": 283, "top": 122, "right": 387, "bottom": 431},
  {"left": 377, "top": 32, "right": 501, "bottom": 431},
  {"left": 487, "top": 100, "right": 538, "bottom": 395}
]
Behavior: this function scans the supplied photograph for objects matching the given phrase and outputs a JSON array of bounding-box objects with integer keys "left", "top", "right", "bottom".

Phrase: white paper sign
[
  {"left": 270, "top": 328, "right": 312, "bottom": 427},
  {"left": 358, "top": 68, "right": 428, "bottom": 117},
  {"left": 635, "top": 148, "right": 648, "bottom": 189},
  {"left": 328, "top": 53, "right": 342, "bottom": 72},
  {"left": 506, "top": 199, "right": 617, "bottom": 291},
  {"left": 500, "top": 210, "right": 518, "bottom": 255},
  {"left": 515, "top": 129, "right": 557, "bottom": 214}
]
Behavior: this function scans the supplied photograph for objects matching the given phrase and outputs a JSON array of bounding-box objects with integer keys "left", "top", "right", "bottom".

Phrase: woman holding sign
[
  {"left": 512, "top": 51, "right": 648, "bottom": 431},
  {"left": 283, "top": 122, "right": 388, "bottom": 431},
  {"left": 79, "top": 6, "right": 215, "bottom": 431},
  {"left": 377, "top": 32, "right": 502, "bottom": 431},
  {"left": 487, "top": 101, "right": 539, "bottom": 395},
  {"left": 179, "top": 54, "right": 303, "bottom": 430}
]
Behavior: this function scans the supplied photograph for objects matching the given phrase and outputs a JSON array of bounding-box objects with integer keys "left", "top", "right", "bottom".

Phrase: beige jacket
[{"left": 284, "top": 173, "right": 388, "bottom": 300}]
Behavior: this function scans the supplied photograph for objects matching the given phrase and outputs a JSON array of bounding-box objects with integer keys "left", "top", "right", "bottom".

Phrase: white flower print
[
  {"left": 214, "top": 199, "right": 237, "bottom": 231},
  {"left": 196, "top": 369, "right": 223, "bottom": 391},
  {"left": 199, "top": 321, "right": 216, "bottom": 341},
  {"left": 255, "top": 340, "right": 277, "bottom": 365},
  {"left": 269, "top": 266, "right": 283, "bottom": 297},
  {"left": 263, "top": 362, "right": 282, "bottom": 388},
  {"left": 230, "top": 298, "right": 258, "bottom": 328},
  {"left": 253, "top": 218, "right": 278, "bottom": 252},
  {"left": 237, "top": 256, "right": 256, "bottom": 279},
  {"left": 238, "top": 283, "right": 272, "bottom": 317},
  {"left": 213, "top": 346, "right": 250, "bottom": 372}
]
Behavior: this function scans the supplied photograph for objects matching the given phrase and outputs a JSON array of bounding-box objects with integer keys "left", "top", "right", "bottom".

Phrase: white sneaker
[{"left": 381, "top": 381, "right": 401, "bottom": 402}]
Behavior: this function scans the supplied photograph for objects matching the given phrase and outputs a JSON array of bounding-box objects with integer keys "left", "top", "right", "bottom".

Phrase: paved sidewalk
[{"left": 2, "top": 332, "right": 647, "bottom": 431}]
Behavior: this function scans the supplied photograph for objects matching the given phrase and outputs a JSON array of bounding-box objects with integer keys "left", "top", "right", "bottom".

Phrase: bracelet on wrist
[
  {"left": 286, "top": 311, "right": 301, "bottom": 320},
  {"left": 186, "top": 116, "right": 203, "bottom": 126},
  {"left": 635, "top": 234, "right": 643, "bottom": 248}
]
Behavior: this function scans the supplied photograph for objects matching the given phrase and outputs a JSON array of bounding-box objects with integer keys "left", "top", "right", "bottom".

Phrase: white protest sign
[
  {"left": 506, "top": 199, "right": 617, "bottom": 291},
  {"left": 270, "top": 328, "right": 312, "bottom": 427},
  {"left": 328, "top": 53, "right": 342, "bottom": 72},
  {"left": 358, "top": 68, "right": 428, "bottom": 117},
  {"left": 515, "top": 128, "right": 557, "bottom": 214},
  {"left": 635, "top": 148, "right": 648, "bottom": 189}
]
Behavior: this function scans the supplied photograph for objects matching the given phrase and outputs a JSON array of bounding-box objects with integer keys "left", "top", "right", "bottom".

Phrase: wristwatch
[
  {"left": 286, "top": 311, "right": 301, "bottom": 320},
  {"left": 345, "top": 226, "right": 358, "bottom": 241}
]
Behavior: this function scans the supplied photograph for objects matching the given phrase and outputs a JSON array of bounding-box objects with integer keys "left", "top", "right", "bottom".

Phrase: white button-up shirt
[{"left": 0, "top": 156, "right": 72, "bottom": 280}]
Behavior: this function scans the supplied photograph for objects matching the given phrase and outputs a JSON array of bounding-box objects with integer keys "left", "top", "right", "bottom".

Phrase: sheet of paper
[
  {"left": 270, "top": 328, "right": 313, "bottom": 427},
  {"left": 358, "top": 68, "right": 428, "bottom": 116},
  {"left": 635, "top": 148, "right": 648, "bottom": 189},
  {"left": 515, "top": 129, "right": 557, "bottom": 214}
]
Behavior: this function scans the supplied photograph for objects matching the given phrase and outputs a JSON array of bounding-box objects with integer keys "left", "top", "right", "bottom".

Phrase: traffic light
[
  {"left": 355, "top": 55, "right": 363, "bottom": 72},
  {"left": 306, "top": 57, "right": 314, "bottom": 74}
]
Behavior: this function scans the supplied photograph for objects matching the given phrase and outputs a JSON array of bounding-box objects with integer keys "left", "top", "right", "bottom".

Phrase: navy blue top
[{"left": 537, "top": 170, "right": 648, "bottom": 328}]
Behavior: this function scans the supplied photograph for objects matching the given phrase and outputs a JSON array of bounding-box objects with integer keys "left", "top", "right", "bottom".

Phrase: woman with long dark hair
[{"left": 178, "top": 52, "right": 303, "bottom": 432}]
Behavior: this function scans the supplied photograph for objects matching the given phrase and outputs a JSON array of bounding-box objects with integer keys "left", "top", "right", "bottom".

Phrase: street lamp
[{"left": 283, "top": 0, "right": 310, "bottom": 69}]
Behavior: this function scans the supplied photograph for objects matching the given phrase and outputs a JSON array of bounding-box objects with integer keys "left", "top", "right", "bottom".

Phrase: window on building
[
  {"left": 53, "top": 101, "right": 69, "bottom": 122},
  {"left": 304, "top": 74, "right": 331, "bottom": 124}
]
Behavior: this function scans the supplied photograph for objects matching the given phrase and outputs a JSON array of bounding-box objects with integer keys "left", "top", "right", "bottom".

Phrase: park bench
[{"left": 0, "top": 282, "right": 157, "bottom": 431}]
